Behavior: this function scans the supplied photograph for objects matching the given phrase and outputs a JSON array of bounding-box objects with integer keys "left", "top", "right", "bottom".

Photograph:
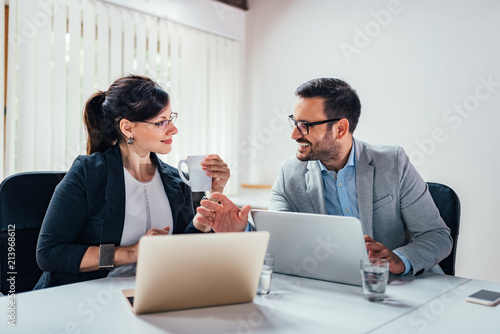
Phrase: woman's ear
[{"left": 119, "top": 119, "right": 134, "bottom": 139}]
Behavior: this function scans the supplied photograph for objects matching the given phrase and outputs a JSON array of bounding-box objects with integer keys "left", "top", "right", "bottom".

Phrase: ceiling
[{"left": 213, "top": 0, "right": 248, "bottom": 10}]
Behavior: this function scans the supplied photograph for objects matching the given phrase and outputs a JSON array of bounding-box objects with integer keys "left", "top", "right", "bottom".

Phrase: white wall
[
  {"left": 243, "top": 0, "right": 500, "bottom": 283},
  {"left": 105, "top": 0, "right": 245, "bottom": 40}
]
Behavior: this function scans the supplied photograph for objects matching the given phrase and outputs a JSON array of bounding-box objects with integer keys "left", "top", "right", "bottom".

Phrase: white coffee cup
[{"left": 178, "top": 155, "right": 212, "bottom": 192}]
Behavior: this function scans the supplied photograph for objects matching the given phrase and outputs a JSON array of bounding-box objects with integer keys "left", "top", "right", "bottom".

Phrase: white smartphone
[{"left": 465, "top": 289, "right": 500, "bottom": 306}]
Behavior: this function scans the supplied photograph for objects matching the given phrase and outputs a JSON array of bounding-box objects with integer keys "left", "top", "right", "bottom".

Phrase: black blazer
[{"left": 35, "top": 145, "right": 201, "bottom": 289}]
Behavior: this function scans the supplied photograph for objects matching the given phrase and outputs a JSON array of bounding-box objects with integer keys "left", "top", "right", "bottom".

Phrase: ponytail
[
  {"left": 83, "top": 91, "right": 117, "bottom": 155},
  {"left": 83, "top": 75, "right": 170, "bottom": 155}
]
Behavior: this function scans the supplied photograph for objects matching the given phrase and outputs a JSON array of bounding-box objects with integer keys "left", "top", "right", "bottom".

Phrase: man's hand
[
  {"left": 364, "top": 235, "right": 405, "bottom": 274},
  {"left": 193, "top": 192, "right": 250, "bottom": 233}
]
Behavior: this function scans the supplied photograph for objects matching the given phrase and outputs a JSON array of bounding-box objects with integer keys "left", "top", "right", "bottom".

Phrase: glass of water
[
  {"left": 257, "top": 253, "right": 274, "bottom": 295},
  {"left": 360, "top": 258, "right": 389, "bottom": 302}
]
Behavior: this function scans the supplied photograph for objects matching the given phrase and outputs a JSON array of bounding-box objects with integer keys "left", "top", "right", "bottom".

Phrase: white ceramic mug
[{"left": 178, "top": 155, "right": 212, "bottom": 192}]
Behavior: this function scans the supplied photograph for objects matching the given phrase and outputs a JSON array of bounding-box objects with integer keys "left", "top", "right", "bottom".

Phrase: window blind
[{"left": 4, "top": 0, "right": 241, "bottom": 194}]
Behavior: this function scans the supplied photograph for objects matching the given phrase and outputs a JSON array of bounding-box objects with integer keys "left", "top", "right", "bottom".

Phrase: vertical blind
[{"left": 3, "top": 0, "right": 241, "bottom": 194}]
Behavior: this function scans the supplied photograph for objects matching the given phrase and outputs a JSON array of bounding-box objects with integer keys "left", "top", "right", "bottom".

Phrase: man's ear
[
  {"left": 336, "top": 118, "right": 350, "bottom": 139},
  {"left": 119, "top": 119, "right": 134, "bottom": 138}
]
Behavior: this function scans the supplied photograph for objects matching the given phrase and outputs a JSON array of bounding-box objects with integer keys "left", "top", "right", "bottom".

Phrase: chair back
[
  {"left": 427, "top": 182, "right": 461, "bottom": 276},
  {"left": 0, "top": 172, "right": 66, "bottom": 294}
]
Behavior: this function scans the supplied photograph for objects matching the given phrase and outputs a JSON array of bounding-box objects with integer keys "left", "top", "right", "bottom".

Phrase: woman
[{"left": 35, "top": 75, "right": 249, "bottom": 289}]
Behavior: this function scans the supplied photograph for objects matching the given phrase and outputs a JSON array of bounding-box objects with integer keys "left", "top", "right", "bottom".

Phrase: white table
[
  {"left": 1, "top": 272, "right": 497, "bottom": 334},
  {"left": 370, "top": 278, "right": 500, "bottom": 333}
]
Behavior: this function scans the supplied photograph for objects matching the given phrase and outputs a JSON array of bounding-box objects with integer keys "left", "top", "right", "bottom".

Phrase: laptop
[
  {"left": 250, "top": 209, "right": 368, "bottom": 286},
  {"left": 122, "top": 231, "right": 270, "bottom": 314}
]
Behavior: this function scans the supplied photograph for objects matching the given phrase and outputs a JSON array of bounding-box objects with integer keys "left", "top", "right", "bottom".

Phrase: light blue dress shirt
[
  {"left": 319, "top": 144, "right": 358, "bottom": 219},
  {"left": 319, "top": 142, "right": 412, "bottom": 275}
]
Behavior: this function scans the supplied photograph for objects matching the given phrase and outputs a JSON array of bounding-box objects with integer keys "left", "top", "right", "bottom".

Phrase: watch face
[{"left": 99, "top": 244, "right": 115, "bottom": 269}]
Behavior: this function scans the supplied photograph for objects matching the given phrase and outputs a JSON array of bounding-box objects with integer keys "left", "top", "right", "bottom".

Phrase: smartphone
[{"left": 465, "top": 289, "right": 500, "bottom": 306}]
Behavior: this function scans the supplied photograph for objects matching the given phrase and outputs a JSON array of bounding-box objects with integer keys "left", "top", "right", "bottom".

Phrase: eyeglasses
[
  {"left": 288, "top": 115, "right": 341, "bottom": 135},
  {"left": 138, "top": 112, "right": 178, "bottom": 131}
]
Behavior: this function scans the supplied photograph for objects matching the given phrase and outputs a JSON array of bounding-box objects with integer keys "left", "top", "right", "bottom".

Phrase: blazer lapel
[
  {"left": 102, "top": 146, "right": 126, "bottom": 244},
  {"left": 354, "top": 140, "right": 374, "bottom": 237},
  {"left": 305, "top": 161, "right": 327, "bottom": 214}
]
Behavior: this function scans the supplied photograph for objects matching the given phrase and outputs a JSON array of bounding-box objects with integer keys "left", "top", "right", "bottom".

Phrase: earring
[{"left": 127, "top": 137, "right": 134, "bottom": 145}]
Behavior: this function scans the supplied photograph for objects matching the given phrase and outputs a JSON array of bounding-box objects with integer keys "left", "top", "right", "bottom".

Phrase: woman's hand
[
  {"left": 127, "top": 227, "right": 171, "bottom": 262},
  {"left": 201, "top": 154, "right": 230, "bottom": 193},
  {"left": 80, "top": 226, "right": 171, "bottom": 272},
  {"left": 144, "top": 226, "right": 171, "bottom": 236},
  {"left": 193, "top": 192, "right": 250, "bottom": 233}
]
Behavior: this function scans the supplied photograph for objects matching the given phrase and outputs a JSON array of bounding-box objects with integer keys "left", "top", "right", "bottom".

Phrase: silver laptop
[
  {"left": 122, "top": 231, "right": 270, "bottom": 314},
  {"left": 250, "top": 209, "right": 368, "bottom": 286}
]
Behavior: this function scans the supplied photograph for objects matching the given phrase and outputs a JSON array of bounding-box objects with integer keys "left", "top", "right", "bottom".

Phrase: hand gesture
[{"left": 193, "top": 192, "right": 250, "bottom": 233}]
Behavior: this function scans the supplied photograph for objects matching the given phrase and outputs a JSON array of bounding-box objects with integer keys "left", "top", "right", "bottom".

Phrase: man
[{"left": 269, "top": 78, "right": 452, "bottom": 276}]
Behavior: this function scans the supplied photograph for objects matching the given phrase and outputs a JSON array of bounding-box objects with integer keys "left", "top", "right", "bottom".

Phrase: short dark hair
[{"left": 295, "top": 78, "right": 361, "bottom": 133}]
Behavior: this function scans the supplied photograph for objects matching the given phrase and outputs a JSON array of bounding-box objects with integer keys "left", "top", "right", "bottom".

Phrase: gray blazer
[{"left": 269, "top": 139, "right": 452, "bottom": 276}]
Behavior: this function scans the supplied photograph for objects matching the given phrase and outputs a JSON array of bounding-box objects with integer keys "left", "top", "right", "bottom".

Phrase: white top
[{"left": 120, "top": 167, "right": 174, "bottom": 246}]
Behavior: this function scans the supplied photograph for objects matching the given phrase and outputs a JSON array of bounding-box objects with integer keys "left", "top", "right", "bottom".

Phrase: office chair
[
  {"left": 427, "top": 182, "right": 461, "bottom": 276},
  {"left": 0, "top": 172, "right": 66, "bottom": 295}
]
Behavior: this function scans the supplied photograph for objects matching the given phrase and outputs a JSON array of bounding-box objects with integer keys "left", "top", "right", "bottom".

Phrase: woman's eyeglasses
[{"left": 138, "top": 112, "right": 178, "bottom": 131}]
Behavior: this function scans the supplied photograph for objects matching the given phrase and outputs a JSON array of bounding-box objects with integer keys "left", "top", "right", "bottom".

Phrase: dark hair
[
  {"left": 83, "top": 75, "right": 170, "bottom": 154},
  {"left": 295, "top": 78, "right": 361, "bottom": 133}
]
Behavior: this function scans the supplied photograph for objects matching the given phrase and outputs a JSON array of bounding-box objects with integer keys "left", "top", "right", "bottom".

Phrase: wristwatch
[{"left": 98, "top": 244, "right": 115, "bottom": 270}]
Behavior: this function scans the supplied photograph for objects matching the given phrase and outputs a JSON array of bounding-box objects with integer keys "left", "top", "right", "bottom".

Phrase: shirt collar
[{"left": 318, "top": 140, "right": 356, "bottom": 173}]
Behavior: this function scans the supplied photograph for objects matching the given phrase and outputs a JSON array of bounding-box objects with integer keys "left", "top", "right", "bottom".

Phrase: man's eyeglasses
[
  {"left": 288, "top": 115, "right": 341, "bottom": 135},
  {"left": 138, "top": 112, "right": 178, "bottom": 131}
]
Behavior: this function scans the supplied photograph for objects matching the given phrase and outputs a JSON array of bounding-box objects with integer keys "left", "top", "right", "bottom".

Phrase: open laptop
[
  {"left": 250, "top": 209, "right": 368, "bottom": 286},
  {"left": 122, "top": 231, "right": 270, "bottom": 314}
]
